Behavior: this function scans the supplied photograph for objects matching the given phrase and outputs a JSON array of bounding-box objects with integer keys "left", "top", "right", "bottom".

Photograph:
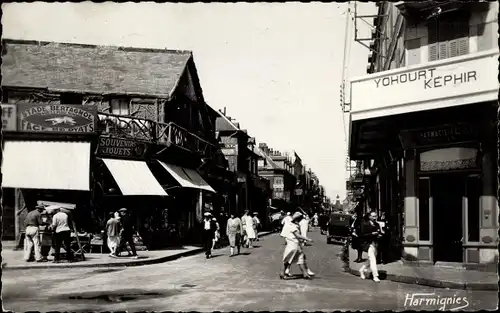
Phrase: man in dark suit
[
  {"left": 203, "top": 212, "right": 217, "bottom": 259},
  {"left": 349, "top": 210, "right": 363, "bottom": 262}
]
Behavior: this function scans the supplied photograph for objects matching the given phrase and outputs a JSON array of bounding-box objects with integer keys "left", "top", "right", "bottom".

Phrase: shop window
[
  {"left": 60, "top": 93, "right": 83, "bottom": 105},
  {"left": 427, "top": 12, "right": 470, "bottom": 61},
  {"left": 418, "top": 177, "right": 430, "bottom": 241},
  {"left": 466, "top": 175, "right": 481, "bottom": 242}
]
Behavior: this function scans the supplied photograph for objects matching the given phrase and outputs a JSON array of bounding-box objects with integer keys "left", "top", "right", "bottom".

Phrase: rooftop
[{"left": 2, "top": 39, "right": 192, "bottom": 97}]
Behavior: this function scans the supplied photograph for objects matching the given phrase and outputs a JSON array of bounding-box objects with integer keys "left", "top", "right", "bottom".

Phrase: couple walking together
[
  {"left": 280, "top": 211, "right": 315, "bottom": 279},
  {"left": 106, "top": 208, "right": 139, "bottom": 259}
]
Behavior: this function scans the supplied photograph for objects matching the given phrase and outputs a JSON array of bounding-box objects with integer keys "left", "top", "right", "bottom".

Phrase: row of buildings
[
  {"left": 346, "top": 1, "right": 498, "bottom": 268},
  {"left": 0, "top": 38, "right": 329, "bottom": 248}
]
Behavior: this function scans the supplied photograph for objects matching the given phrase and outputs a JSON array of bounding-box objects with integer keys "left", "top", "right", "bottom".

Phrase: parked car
[{"left": 326, "top": 212, "right": 351, "bottom": 244}]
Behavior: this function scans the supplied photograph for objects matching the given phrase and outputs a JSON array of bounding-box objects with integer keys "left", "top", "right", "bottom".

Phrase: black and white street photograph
[{"left": 1, "top": 1, "right": 499, "bottom": 312}]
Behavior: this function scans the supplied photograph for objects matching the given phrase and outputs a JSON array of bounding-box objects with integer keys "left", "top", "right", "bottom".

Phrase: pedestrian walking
[
  {"left": 106, "top": 212, "right": 122, "bottom": 257},
  {"left": 51, "top": 208, "right": 73, "bottom": 263},
  {"left": 350, "top": 211, "right": 363, "bottom": 263},
  {"left": 242, "top": 210, "right": 256, "bottom": 248},
  {"left": 319, "top": 213, "right": 329, "bottom": 235},
  {"left": 226, "top": 213, "right": 243, "bottom": 257},
  {"left": 252, "top": 212, "right": 261, "bottom": 241},
  {"left": 23, "top": 204, "right": 47, "bottom": 262},
  {"left": 377, "top": 213, "right": 389, "bottom": 264},
  {"left": 279, "top": 212, "right": 314, "bottom": 279},
  {"left": 116, "top": 208, "right": 138, "bottom": 259},
  {"left": 299, "top": 212, "right": 310, "bottom": 240},
  {"left": 359, "top": 211, "right": 383, "bottom": 283},
  {"left": 281, "top": 211, "right": 293, "bottom": 245},
  {"left": 212, "top": 216, "right": 220, "bottom": 250},
  {"left": 203, "top": 212, "right": 217, "bottom": 258},
  {"left": 312, "top": 213, "right": 319, "bottom": 228}
]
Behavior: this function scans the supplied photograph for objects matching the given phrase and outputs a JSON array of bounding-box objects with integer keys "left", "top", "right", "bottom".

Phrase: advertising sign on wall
[
  {"left": 18, "top": 104, "right": 96, "bottom": 134},
  {"left": 98, "top": 137, "right": 148, "bottom": 159},
  {"left": 350, "top": 50, "right": 499, "bottom": 121},
  {"left": 1, "top": 104, "right": 17, "bottom": 131}
]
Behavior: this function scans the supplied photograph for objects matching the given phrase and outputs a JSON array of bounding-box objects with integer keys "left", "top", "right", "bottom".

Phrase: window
[
  {"left": 418, "top": 178, "right": 430, "bottom": 241},
  {"left": 427, "top": 12, "right": 470, "bottom": 61},
  {"left": 60, "top": 93, "right": 83, "bottom": 105},
  {"left": 110, "top": 98, "right": 130, "bottom": 116}
]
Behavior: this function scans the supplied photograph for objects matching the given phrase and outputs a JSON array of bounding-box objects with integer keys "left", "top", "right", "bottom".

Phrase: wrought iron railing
[{"left": 98, "top": 112, "right": 216, "bottom": 157}]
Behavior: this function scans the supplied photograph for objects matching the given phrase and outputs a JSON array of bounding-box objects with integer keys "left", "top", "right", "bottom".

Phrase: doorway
[{"left": 431, "top": 174, "right": 465, "bottom": 263}]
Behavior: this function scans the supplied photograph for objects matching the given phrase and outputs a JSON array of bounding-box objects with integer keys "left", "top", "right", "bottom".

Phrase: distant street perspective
[{"left": 3, "top": 230, "right": 497, "bottom": 312}]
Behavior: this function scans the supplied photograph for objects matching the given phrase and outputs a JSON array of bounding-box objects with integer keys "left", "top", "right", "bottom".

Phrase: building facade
[
  {"left": 1, "top": 39, "right": 223, "bottom": 247},
  {"left": 348, "top": 2, "right": 498, "bottom": 266}
]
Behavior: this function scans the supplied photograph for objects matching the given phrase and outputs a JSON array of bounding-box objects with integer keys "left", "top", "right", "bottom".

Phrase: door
[{"left": 432, "top": 174, "right": 465, "bottom": 262}]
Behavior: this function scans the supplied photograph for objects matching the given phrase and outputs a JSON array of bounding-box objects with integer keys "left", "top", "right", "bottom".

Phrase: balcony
[{"left": 98, "top": 112, "right": 216, "bottom": 157}]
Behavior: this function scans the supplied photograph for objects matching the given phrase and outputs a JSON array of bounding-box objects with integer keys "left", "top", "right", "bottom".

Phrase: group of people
[
  {"left": 279, "top": 210, "right": 315, "bottom": 279},
  {"left": 24, "top": 204, "right": 74, "bottom": 263},
  {"left": 105, "top": 208, "right": 139, "bottom": 259},
  {"left": 349, "top": 210, "right": 388, "bottom": 283},
  {"left": 203, "top": 209, "right": 262, "bottom": 259}
]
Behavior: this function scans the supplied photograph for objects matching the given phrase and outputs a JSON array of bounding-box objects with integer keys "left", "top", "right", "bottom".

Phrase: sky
[{"left": 2, "top": 2, "right": 375, "bottom": 200}]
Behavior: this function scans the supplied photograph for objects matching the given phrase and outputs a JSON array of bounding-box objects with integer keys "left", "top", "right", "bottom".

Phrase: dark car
[{"left": 326, "top": 212, "right": 351, "bottom": 244}]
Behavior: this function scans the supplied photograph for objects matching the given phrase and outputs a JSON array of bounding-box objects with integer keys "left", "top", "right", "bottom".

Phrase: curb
[
  {"left": 2, "top": 231, "right": 275, "bottom": 271},
  {"left": 347, "top": 268, "right": 498, "bottom": 291}
]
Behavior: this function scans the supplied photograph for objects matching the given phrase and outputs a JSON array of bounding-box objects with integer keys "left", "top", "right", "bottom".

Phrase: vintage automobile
[{"left": 326, "top": 212, "right": 351, "bottom": 244}]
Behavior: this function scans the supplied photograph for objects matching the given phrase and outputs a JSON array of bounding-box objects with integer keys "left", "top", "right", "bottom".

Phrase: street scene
[{"left": 1, "top": 1, "right": 499, "bottom": 312}]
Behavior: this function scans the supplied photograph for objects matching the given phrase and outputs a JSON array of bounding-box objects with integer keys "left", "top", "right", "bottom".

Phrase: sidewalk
[
  {"left": 348, "top": 247, "right": 498, "bottom": 291},
  {"left": 1, "top": 231, "right": 274, "bottom": 270}
]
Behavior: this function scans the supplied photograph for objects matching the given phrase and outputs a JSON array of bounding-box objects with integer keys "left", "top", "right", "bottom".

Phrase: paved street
[{"left": 3, "top": 229, "right": 497, "bottom": 312}]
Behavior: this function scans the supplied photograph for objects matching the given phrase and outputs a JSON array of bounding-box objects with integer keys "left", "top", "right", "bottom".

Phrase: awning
[
  {"left": 2, "top": 141, "right": 91, "bottom": 191},
  {"left": 102, "top": 158, "right": 168, "bottom": 196},
  {"left": 157, "top": 161, "right": 216, "bottom": 193}
]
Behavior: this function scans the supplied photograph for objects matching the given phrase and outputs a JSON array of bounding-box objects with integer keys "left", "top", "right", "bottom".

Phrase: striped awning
[
  {"left": 157, "top": 161, "right": 216, "bottom": 193},
  {"left": 102, "top": 158, "right": 168, "bottom": 196},
  {"left": 2, "top": 141, "right": 91, "bottom": 191}
]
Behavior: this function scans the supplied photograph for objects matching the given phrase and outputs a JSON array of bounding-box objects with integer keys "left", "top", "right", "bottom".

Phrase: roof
[
  {"left": 2, "top": 39, "right": 192, "bottom": 97},
  {"left": 255, "top": 146, "right": 280, "bottom": 170}
]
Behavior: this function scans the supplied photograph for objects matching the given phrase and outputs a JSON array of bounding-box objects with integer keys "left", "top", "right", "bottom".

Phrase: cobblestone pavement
[{"left": 3, "top": 229, "right": 497, "bottom": 312}]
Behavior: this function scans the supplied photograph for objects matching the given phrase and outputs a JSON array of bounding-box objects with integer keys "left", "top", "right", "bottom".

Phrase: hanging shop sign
[
  {"left": 98, "top": 137, "right": 149, "bottom": 159},
  {"left": 1, "top": 104, "right": 17, "bottom": 131},
  {"left": 18, "top": 104, "right": 96, "bottom": 134}
]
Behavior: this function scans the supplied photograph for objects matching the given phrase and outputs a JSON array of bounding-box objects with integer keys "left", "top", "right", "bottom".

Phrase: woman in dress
[
  {"left": 242, "top": 210, "right": 256, "bottom": 248},
  {"left": 212, "top": 216, "right": 220, "bottom": 250},
  {"left": 226, "top": 213, "right": 243, "bottom": 256},
  {"left": 280, "top": 212, "right": 314, "bottom": 279}
]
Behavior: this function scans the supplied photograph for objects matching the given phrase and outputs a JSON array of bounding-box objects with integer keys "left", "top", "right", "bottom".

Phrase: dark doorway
[{"left": 432, "top": 174, "right": 465, "bottom": 262}]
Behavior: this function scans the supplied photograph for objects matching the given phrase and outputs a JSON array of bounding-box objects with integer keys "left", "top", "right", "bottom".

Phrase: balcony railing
[{"left": 98, "top": 112, "right": 216, "bottom": 157}]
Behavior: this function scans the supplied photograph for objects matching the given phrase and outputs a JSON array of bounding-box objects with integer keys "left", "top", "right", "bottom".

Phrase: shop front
[
  {"left": 1, "top": 103, "right": 97, "bottom": 257},
  {"left": 349, "top": 50, "right": 499, "bottom": 266},
  {"left": 94, "top": 136, "right": 168, "bottom": 250}
]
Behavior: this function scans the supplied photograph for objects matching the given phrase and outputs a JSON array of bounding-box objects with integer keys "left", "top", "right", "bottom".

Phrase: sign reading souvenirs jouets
[
  {"left": 98, "top": 137, "right": 148, "bottom": 159},
  {"left": 350, "top": 51, "right": 498, "bottom": 120},
  {"left": 1, "top": 104, "right": 17, "bottom": 131},
  {"left": 18, "top": 104, "right": 96, "bottom": 133}
]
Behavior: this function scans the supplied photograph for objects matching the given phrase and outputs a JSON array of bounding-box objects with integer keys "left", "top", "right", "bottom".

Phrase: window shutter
[
  {"left": 448, "top": 39, "right": 458, "bottom": 58},
  {"left": 428, "top": 43, "right": 438, "bottom": 61},
  {"left": 457, "top": 37, "right": 469, "bottom": 56},
  {"left": 438, "top": 41, "right": 448, "bottom": 60}
]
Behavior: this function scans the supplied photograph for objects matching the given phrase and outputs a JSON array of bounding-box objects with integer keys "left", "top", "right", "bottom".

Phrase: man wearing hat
[
  {"left": 51, "top": 207, "right": 73, "bottom": 263},
  {"left": 202, "top": 212, "right": 217, "bottom": 259},
  {"left": 116, "top": 208, "right": 138, "bottom": 259},
  {"left": 23, "top": 204, "right": 48, "bottom": 262}
]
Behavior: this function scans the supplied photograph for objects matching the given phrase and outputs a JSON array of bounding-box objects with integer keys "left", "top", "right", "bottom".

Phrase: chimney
[{"left": 223, "top": 107, "right": 226, "bottom": 115}]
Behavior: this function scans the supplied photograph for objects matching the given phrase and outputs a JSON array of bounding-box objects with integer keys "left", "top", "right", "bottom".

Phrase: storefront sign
[
  {"left": 351, "top": 50, "right": 499, "bottom": 120},
  {"left": 1, "top": 104, "right": 17, "bottom": 131},
  {"left": 401, "top": 124, "right": 478, "bottom": 148},
  {"left": 18, "top": 104, "right": 96, "bottom": 133},
  {"left": 98, "top": 137, "right": 148, "bottom": 159}
]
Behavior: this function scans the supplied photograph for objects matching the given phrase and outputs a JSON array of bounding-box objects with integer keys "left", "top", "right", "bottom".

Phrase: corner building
[{"left": 348, "top": 1, "right": 498, "bottom": 267}]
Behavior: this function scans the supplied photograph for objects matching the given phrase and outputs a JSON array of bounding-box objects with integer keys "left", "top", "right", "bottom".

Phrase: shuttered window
[{"left": 427, "top": 11, "right": 470, "bottom": 61}]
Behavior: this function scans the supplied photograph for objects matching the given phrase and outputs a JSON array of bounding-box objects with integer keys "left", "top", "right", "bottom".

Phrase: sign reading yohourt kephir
[
  {"left": 18, "top": 104, "right": 96, "bottom": 133},
  {"left": 1, "top": 104, "right": 17, "bottom": 131}
]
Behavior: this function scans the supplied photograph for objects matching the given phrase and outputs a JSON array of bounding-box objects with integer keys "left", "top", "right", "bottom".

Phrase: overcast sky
[{"left": 2, "top": 2, "right": 375, "bottom": 200}]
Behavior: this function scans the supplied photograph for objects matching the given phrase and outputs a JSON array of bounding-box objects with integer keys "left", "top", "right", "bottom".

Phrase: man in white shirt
[{"left": 51, "top": 208, "right": 73, "bottom": 263}]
